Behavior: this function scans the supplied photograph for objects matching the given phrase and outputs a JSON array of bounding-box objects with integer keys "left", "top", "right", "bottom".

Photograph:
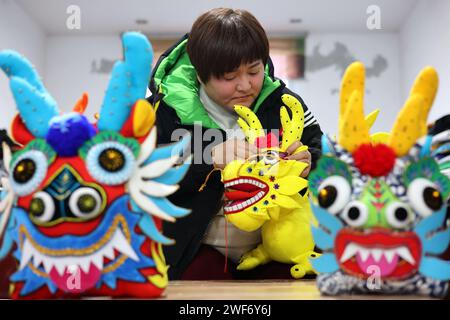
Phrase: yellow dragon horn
[
  {"left": 388, "top": 67, "right": 438, "bottom": 156},
  {"left": 388, "top": 94, "right": 424, "bottom": 156},
  {"left": 280, "top": 94, "right": 305, "bottom": 151},
  {"left": 234, "top": 105, "right": 264, "bottom": 144},
  {"left": 338, "top": 62, "right": 370, "bottom": 152},
  {"left": 409, "top": 66, "right": 439, "bottom": 137},
  {"left": 340, "top": 62, "right": 365, "bottom": 120}
]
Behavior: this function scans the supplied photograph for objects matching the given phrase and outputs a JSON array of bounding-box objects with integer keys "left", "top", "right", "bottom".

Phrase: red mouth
[
  {"left": 223, "top": 177, "right": 268, "bottom": 214},
  {"left": 335, "top": 228, "right": 422, "bottom": 280}
]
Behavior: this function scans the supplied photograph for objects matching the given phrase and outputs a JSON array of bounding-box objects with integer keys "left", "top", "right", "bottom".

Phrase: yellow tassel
[{"left": 199, "top": 167, "right": 223, "bottom": 192}]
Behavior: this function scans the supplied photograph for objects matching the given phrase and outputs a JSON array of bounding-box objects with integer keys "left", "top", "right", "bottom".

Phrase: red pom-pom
[{"left": 352, "top": 143, "right": 396, "bottom": 177}]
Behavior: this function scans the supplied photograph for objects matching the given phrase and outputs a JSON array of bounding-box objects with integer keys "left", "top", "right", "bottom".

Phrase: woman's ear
[{"left": 197, "top": 74, "right": 204, "bottom": 85}]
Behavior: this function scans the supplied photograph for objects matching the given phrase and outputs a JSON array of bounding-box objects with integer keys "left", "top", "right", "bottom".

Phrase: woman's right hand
[{"left": 211, "top": 138, "right": 258, "bottom": 170}]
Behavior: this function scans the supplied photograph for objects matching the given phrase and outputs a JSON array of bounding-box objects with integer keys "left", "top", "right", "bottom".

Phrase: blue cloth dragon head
[{"left": 0, "top": 32, "right": 191, "bottom": 299}]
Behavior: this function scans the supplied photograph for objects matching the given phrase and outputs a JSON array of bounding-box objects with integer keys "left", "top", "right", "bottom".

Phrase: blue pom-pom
[{"left": 46, "top": 113, "right": 96, "bottom": 156}]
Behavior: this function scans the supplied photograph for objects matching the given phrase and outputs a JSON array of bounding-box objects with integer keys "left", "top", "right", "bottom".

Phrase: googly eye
[
  {"left": 262, "top": 150, "right": 280, "bottom": 165},
  {"left": 341, "top": 201, "right": 369, "bottom": 227},
  {"left": 29, "top": 191, "right": 55, "bottom": 224},
  {"left": 317, "top": 176, "right": 351, "bottom": 214},
  {"left": 407, "top": 178, "right": 443, "bottom": 217},
  {"left": 386, "top": 202, "right": 412, "bottom": 229},
  {"left": 10, "top": 150, "right": 48, "bottom": 196},
  {"left": 68, "top": 187, "right": 103, "bottom": 219},
  {"left": 85, "top": 142, "right": 136, "bottom": 185}
]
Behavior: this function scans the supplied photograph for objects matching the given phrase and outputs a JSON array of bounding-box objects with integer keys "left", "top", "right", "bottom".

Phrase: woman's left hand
[{"left": 284, "top": 141, "right": 311, "bottom": 178}]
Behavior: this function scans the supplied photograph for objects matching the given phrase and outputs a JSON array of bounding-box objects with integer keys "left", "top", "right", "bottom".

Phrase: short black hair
[{"left": 187, "top": 8, "right": 269, "bottom": 83}]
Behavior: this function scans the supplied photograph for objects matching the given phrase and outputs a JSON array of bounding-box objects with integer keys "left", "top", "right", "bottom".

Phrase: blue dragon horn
[
  {"left": 97, "top": 32, "right": 153, "bottom": 132},
  {"left": 0, "top": 51, "right": 59, "bottom": 138}
]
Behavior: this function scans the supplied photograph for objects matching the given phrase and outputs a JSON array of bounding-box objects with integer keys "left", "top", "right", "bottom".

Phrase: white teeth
[
  {"left": 103, "top": 244, "right": 116, "bottom": 260},
  {"left": 396, "top": 246, "right": 415, "bottom": 264},
  {"left": 78, "top": 259, "right": 93, "bottom": 274},
  {"left": 223, "top": 190, "right": 267, "bottom": 212},
  {"left": 19, "top": 228, "right": 140, "bottom": 274},
  {"left": 224, "top": 178, "right": 266, "bottom": 189},
  {"left": 91, "top": 253, "right": 104, "bottom": 270},
  {"left": 371, "top": 249, "right": 383, "bottom": 262},
  {"left": 54, "top": 259, "right": 70, "bottom": 276},
  {"left": 19, "top": 239, "right": 34, "bottom": 270},
  {"left": 42, "top": 259, "right": 54, "bottom": 274},
  {"left": 358, "top": 248, "right": 370, "bottom": 262},
  {"left": 113, "top": 229, "right": 139, "bottom": 261},
  {"left": 339, "top": 243, "right": 359, "bottom": 263},
  {"left": 384, "top": 250, "right": 397, "bottom": 263},
  {"left": 340, "top": 243, "right": 415, "bottom": 265},
  {"left": 33, "top": 252, "right": 44, "bottom": 267}
]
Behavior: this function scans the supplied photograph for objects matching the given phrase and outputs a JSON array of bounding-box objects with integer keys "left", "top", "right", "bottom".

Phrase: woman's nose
[{"left": 236, "top": 76, "right": 251, "bottom": 91}]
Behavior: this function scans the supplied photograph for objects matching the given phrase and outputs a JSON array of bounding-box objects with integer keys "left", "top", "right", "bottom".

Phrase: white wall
[
  {"left": 288, "top": 33, "right": 401, "bottom": 135},
  {"left": 400, "top": 0, "right": 450, "bottom": 123},
  {"left": 44, "top": 36, "right": 122, "bottom": 122},
  {"left": 0, "top": 0, "right": 47, "bottom": 129},
  {"left": 4, "top": 1, "right": 446, "bottom": 137},
  {"left": 41, "top": 32, "right": 401, "bottom": 135}
]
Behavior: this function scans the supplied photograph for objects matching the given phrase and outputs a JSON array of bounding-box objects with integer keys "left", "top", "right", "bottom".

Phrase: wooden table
[{"left": 161, "top": 280, "right": 434, "bottom": 300}]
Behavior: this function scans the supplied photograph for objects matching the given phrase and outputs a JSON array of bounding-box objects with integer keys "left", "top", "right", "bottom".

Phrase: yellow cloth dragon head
[{"left": 222, "top": 94, "right": 313, "bottom": 232}]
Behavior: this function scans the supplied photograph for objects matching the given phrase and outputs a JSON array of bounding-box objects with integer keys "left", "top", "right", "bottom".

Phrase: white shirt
[{"left": 199, "top": 85, "right": 262, "bottom": 263}]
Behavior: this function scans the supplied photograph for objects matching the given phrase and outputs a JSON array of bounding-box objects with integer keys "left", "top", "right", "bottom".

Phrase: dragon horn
[
  {"left": 388, "top": 67, "right": 438, "bottom": 156},
  {"left": 0, "top": 51, "right": 59, "bottom": 137},
  {"left": 365, "top": 109, "right": 380, "bottom": 130},
  {"left": 234, "top": 105, "right": 264, "bottom": 144},
  {"left": 280, "top": 94, "right": 305, "bottom": 151},
  {"left": 98, "top": 32, "right": 153, "bottom": 132},
  {"left": 339, "top": 61, "right": 365, "bottom": 122},
  {"left": 388, "top": 94, "right": 424, "bottom": 156},
  {"left": 409, "top": 66, "right": 439, "bottom": 137},
  {"left": 338, "top": 62, "right": 370, "bottom": 152}
]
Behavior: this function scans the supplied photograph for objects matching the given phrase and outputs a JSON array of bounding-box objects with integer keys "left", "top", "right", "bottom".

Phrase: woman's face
[{"left": 201, "top": 60, "right": 265, "bottom": 112}]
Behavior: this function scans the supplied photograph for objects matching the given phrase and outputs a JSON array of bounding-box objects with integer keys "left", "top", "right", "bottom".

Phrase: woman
[{"left": 147, "top": 8, "right": 323, "bottom": 280}]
